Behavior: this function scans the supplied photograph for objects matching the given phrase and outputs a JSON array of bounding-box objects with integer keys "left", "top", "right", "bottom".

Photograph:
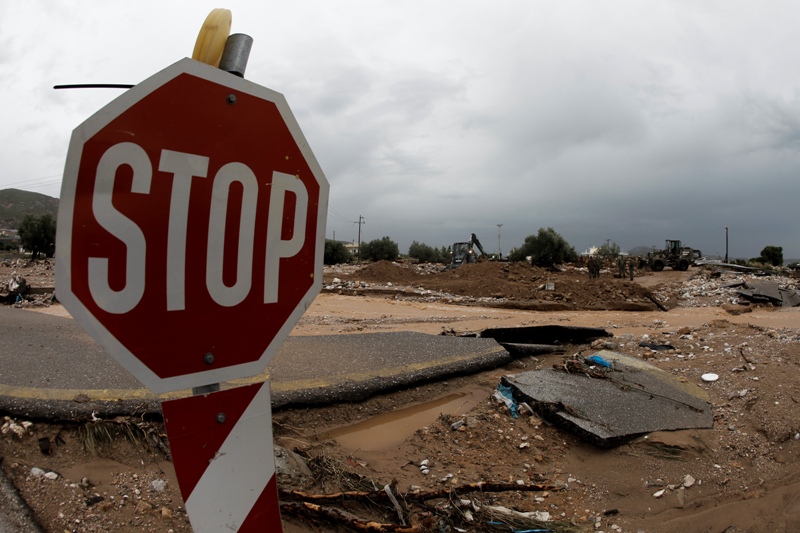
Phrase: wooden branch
[
  {"left": 280, "top": 501, "right": 422, "bottom": 532},
  {"left": 406, "top": 481, "right": 562, "bottom": 501},
  {"left": 279, "top": 481, "right": 561, "bottom": 504}
]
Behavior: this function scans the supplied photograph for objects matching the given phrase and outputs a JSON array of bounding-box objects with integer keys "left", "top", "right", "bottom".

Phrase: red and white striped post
[{"left": 162, "top": 382, "right": 282, "bottom": 531}]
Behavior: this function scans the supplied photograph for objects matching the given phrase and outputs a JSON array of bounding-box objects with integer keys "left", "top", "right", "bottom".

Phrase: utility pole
[
  {"left": 497, "top": 224, "right": 503, "bottom": 258},
  {"left": 356, "top": 215, "right": 365, "bottom": 262},
  {"left": 725, "top": 226, "right": 729, "bottom": 263}
]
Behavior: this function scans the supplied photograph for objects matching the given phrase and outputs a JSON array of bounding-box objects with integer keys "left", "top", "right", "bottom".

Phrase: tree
[
  {"left": 408, "top": 241, "right": 447, "bottom": 264},
  {"left": 759, "top": 246, "right": 783, "bottom": 267},
  {"left": 17, "top": 213, "right": 56, "bottom": 259},
  {"left": 597, "top": 241, "right": 621, "bottom": 259},
  {"left": 509, "top": 227, "right": 578, "bottom": 267},
  {"left": 361, "top": 236, "right": 399, "bottom": 262},
  {"left": 324, "top": 240, "right": 352, "bottom": 265}
]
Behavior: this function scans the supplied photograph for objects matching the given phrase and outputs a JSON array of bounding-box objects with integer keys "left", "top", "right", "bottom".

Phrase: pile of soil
[{"left": 327, "top": 260, "right": 661, "bottom": 310}]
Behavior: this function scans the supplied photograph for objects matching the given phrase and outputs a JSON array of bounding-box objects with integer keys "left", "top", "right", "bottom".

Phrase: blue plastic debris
[
  {"left": 494, "top": 383, "right": 519, "bottom": 418},
  {"left": 585, "top": 354, "right": 612, "bottom": 368}
]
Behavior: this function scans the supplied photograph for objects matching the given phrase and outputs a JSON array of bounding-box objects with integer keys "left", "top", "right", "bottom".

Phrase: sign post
[{"left": 56, "top": 27, "right": 328, "bottom": 530}]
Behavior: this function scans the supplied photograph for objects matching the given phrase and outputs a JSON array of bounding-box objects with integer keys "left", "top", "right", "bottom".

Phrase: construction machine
[
  {"left": 647, "top": 239, "right": 700, "bottom": 271},
  {"left": 449, "top": 233, "right": 488, "bottom": 268}
]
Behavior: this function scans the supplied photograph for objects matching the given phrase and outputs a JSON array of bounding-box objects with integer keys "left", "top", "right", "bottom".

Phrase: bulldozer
[
  {"left": 448, "top": 233, "right": 488, "bottom": 268},
  {"left": 647, "top": 239, "right": 700, "bottom": 271}
]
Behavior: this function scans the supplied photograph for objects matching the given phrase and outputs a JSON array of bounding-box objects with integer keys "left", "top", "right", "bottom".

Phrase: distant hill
[{"left": 0, "top": 189, "right": 59, "bottom": 229}]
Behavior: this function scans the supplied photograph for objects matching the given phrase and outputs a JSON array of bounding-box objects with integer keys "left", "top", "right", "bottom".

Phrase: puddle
[
  {"left": 326, "top": 388, "right": 490, "bottom": 452},
  {"left": 61, "top": 458, "right": 129, "bottom": 485}
]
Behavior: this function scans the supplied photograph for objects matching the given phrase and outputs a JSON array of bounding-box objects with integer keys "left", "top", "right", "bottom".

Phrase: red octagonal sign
[{"left": 56, "top": 58, "right": 329, "bottom": 394}]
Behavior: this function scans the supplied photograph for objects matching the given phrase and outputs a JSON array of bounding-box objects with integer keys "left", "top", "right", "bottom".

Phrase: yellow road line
[{"left": 0, "top": 347, "right": 505, "bottom": 402}]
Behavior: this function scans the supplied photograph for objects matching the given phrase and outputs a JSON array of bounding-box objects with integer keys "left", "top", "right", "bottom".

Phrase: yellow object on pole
[{"left": 192, "top": 8, "right": 232, "bottom": 67}]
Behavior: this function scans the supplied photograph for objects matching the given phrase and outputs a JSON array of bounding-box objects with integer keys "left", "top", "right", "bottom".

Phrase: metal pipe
[{"left": 219, "top": 34, "right": 253, "bottom": 77}]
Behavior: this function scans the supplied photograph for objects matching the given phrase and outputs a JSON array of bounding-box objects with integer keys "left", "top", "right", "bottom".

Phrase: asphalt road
[{"left": 0, "top": 306, "right": 510, "bottom": 419}]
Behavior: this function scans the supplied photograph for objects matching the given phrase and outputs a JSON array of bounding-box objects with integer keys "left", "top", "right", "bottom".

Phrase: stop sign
[{"left": 56, "top": 58, "right": 329, "bottom": 394}]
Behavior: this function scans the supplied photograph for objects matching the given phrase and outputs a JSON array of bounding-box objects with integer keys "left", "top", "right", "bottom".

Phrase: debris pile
[
  {"left": 0, "top": 258, "right": 56, "bottom": 307},
  {"left": 654, "top": 270, "right": 800, "bottom": 308}
]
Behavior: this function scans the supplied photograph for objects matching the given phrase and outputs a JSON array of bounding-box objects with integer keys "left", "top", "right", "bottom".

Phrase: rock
[
  {"left": 722, "top": 303, "right": 752, "bottom": 315},
  {"left": 149, "top": 479, "right": 167, "bottom": 492},
  {"left": 274, "top": 445, "right": 313, "bottom": 485},
  {"left": 682, "top": 474, "right": 695, "bottom": 488},
  {"left": 85, "top": 495, "right": 105, "bottom": 507},
  {"left": 135, "top": 500, "right": 154, "bottom": 513},
  {"left": 161, "top": 507, "right": 174, "bottom": 520}
]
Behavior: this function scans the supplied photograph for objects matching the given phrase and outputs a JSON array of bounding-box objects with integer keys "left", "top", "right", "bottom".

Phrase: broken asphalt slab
[
  {"left": 503, "top": 350, "right": 713, "bottom": 448},
  {"left": 268, "top": 332, "right": 509, "bottom": 408},
  {"left": 0, "top": 305, "right": 513, "bottom": 418},
  {"left": 480, "top": 325, "right": 611, "bottom": 356},
  {"left": 735, "top": 279, "right": 800, "bottom": 307},
  {"left": 480, "top": 325, "right": 611, "bottom": 345}
]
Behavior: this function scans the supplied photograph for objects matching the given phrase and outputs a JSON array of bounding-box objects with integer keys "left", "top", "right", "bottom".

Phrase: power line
[
  {"left": 327, "top": 206, "right": 352, "bottom": 224},
  {"left": 2, "top": 174, "right": 63, "bottom": 189}
]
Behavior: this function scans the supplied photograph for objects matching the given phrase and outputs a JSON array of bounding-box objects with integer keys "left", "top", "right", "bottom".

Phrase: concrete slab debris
[
  {"left": 503, "top": 350, "right": 713, "bottom": 448},
  {"left": 737, "top": 279, "right": 800, "bottom": 307}
]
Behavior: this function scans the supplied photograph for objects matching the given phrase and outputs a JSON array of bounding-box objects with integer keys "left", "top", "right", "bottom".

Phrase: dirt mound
[
  {"left": 341, "top": 260, "right": 660, "bottom": 310},
  {"left": 346, "top": 260, "right": 427, "bottom": 285}
]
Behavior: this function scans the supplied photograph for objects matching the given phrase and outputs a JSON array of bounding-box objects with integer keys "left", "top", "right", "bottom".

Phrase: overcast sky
[{"left": 3, "top": 1, "right": 799, "bottom": 260}]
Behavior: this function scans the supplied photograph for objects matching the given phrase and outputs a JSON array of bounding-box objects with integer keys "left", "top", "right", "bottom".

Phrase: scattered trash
[
  {"left": 420, "top": 458, "right": 431, "bottom": 475},
  {"left": 701, "top": 373, "right": 719, "bottom": 382},
  {"left": 485, "top": 504, "right": 551, "bottom": 523},
  {"left": 493, "top": 384, "right": 519, "bottom": 419},
  {"left": 584, "top": 354, "right": 612, "bottom": 368},
  {"left": 29, "top": 467, "right": 58, "bottom": 480},
  {"left": 1, "top": 416, "right": 33, "bottom": 438}
]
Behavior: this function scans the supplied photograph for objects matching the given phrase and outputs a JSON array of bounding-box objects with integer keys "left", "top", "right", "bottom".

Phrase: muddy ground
[{"left": 1, "top": 258, "right": 799, "bottom": 532}]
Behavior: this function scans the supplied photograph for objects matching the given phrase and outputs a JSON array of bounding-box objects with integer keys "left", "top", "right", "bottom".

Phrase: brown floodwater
[{"left": 326, "top": 387, "right": 491, "bottom": 452}]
